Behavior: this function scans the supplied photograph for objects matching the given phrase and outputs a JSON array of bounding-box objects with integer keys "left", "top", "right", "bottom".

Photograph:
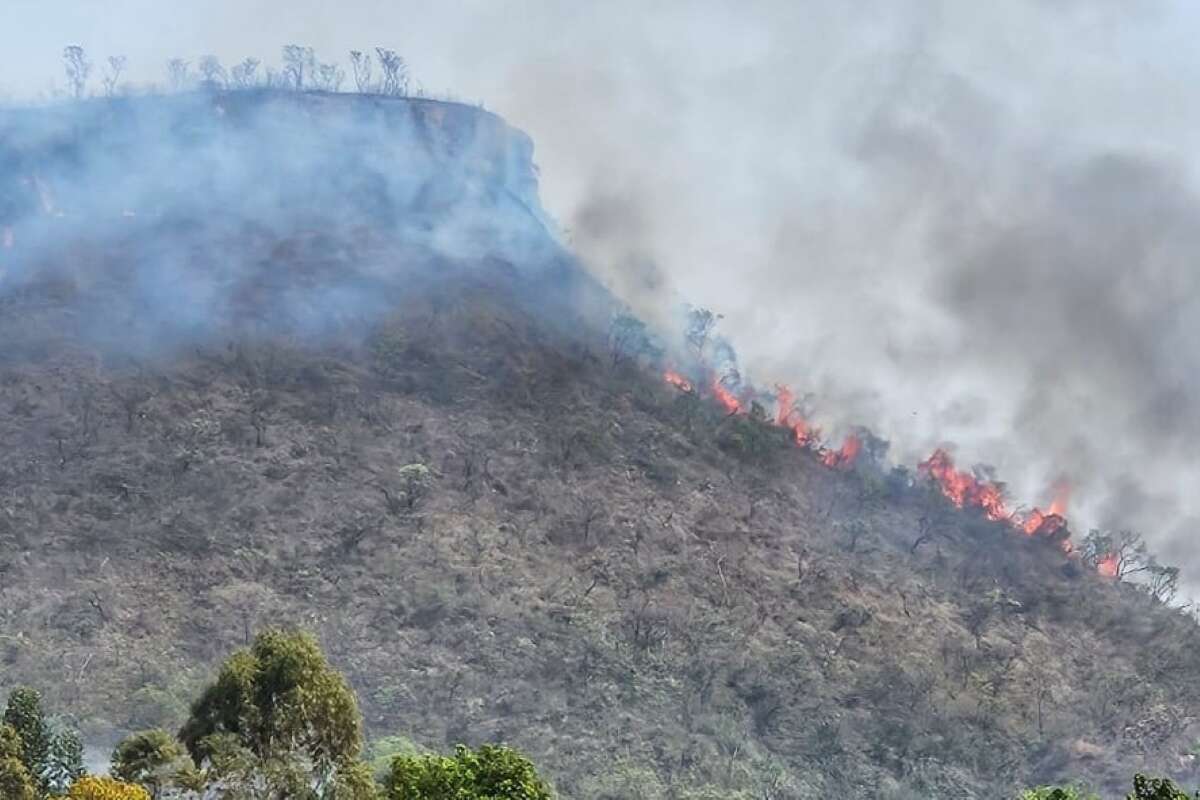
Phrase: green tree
[
  {"left": 43, "top": 727, "right": 85, "bottom": 795},
  {"left": 3, "top": 688, "right": 51, "bottom": 794},
  {"left": 382, "top": 744, "right": 552, "bottom": 800},
  {"left": 1127, "top": 774, "right": 1198, "bottom": 800},
  {"left": 0, "top": 723, "right": 38, "bottom": 800},
  {"left": 179, "top": 629, "right": 371, "bottom": 798},
  {"left": 111, "top": 729, "right": 188, "bottom": 797},
  {"left": 1018, "top": 786, "right": 1098, "bottom": 800}
]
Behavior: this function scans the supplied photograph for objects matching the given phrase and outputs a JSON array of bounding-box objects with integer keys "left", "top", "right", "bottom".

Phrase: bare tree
[
  {"left": 317, "top": 62, "right": 345, "bottom": 92},
  {"left": 198, "top": 55, "right": 227, "bottom": 88},
  {"left": 167, "top": 58, "right": 191, "bottom": 91},
  {"left": 1144, "top": 563, "right": 1180, "bottom": 605},
  {"left": 685, "top": 306, "right": 721, "bottom": 356},
  {"left": 63, "top": 45, "right": 92, "bottom": 99},
  {"left": 574, "top": 494, "right": 606, "bottom": 545},
  {"left": 375, "top": 48, "right": 408, "bottom": 96},
  {"left": 281, "top": 45, "right": 315, "bottom": 90},
  {"left": 230, "top": 57, "right": 261, "bottom": 89},
  {"left": 349, "top": 50, "right": 373, "bottom": 92},
  {"left": 101, "top": 55, "right": 127, "bottom": 97},
  {"left": 1082, "top": 528, "right": 1151, "bottom": 579}
]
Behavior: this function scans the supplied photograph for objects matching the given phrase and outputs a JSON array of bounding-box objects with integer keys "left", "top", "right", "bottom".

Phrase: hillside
[{"left": 2, "top": 92, "right": 1200, "bottom": 800}]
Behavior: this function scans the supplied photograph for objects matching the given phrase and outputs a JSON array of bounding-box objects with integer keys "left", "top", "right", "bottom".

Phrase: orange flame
[
  {"left": 661, "top": 366, "right": 1113, "bottom": 577},
  {"left": 775, "top": 384, "right": 817, "bottom": 446},
  {"left": 821, "top": 435, "right": 862, "bottom": 469},
  {"left": 711, "top": 378, "right": 742, "bottom": 415},
  {"left": 1048, "top": 479, "right": 1070, "bottom": 517},
  {"left": 917, "top": 449, "right": 1010, "bottom": 522},
  {"left": 775, "top": 384, "right": 795, "bottom": 427},
  {"left": 664, "top": 370, "right": 693, "bottom": 393}
]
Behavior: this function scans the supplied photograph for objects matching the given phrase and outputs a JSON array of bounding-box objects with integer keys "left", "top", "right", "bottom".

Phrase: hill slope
[{"left": 2, "top": 93, "right": 1199, "bottom": 800}]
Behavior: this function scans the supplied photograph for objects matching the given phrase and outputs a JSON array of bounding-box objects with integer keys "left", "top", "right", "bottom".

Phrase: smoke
[
  {"left": 0, "top": 90, "right": 571, "bottom": 354},
  {"left": 2, "top": 1, "right": 1198, "bottom": 589}
]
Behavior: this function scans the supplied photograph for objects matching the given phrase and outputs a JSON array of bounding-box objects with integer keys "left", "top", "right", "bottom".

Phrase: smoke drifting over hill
[{"left": 2, "top": 1, "right": 1198, "bottom": 588}]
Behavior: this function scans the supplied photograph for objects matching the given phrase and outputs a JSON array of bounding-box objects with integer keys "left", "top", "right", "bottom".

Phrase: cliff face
[{"left": 0, "top": 91, "right": 566, "bottom": 351}]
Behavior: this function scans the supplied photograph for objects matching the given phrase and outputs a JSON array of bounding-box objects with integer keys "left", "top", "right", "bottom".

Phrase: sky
[{"left": 3, "top": 0, "right": 1199, "bottom": 591}]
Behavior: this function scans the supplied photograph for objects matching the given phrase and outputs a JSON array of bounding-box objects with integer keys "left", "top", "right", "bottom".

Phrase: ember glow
[{"left": 664, "top": 370, "right": 693, "bottom": 393}]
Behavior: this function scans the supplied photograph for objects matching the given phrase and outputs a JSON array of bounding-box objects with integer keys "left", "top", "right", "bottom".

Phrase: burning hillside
[
  {"left": 652, "top": 327, "right": 1123, "bottom": 577},
  {"left": 1, "top": 88, "right": 1198, "bottom": 799}
]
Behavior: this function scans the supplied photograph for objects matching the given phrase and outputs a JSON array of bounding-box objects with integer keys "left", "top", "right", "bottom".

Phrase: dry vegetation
[{"left": 0, "top": 244, "right": 1198, "bottom": 800}]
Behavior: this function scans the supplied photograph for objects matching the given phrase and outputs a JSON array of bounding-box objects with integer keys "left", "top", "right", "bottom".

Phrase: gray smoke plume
[{"left": 2, "top": 0, "right": 1198, "bottom": 591}]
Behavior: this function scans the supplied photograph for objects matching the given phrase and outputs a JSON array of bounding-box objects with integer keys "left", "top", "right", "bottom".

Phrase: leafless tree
[
  {"left": 63, "top": 45, "right": 91, "bottom": 99},
  {"left": 349, "top": 50, "right": 374, "bottom": 92},
  {"left": 685, "top": 306, "right": 721, "bottom": 356},
  {"left": 1144, "top": 562, "right": 1180, "bottom": 604},
  {"left": 375, "top": 48, "right": 408, "bottom": 96},
  {"left": 317, "top": 62, "right": 345, "bottom": 92},
  {"left": 230, "top": 57, "right": 261, "bottom": 89},
  {"left": 101, "top": 55, "right": 127, "bottom": 97},
  {"left": 198, "top": 55, "right": 227, "bottom": 88},
  {"left": 281, "top": 45, "right": 315, "bottom": 90},
  {"left": 167, "top": 58, "right": 191, "bottom": 91},
  {"left": 574, "top": 494, "right": 606, "bottom": 545}
]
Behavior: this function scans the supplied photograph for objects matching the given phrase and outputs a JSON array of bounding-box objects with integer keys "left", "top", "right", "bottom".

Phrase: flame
[
  {"left": 664, "top": 370, "right": 693, "bottom": 393},
  {"left": 917, "top": 449, "right": 1010, "bottom": 522},
  {"left": 775, "top": 384, "right": 817, "bottom": 446},
  {"left": 660, "top": 371, "right": 1110, "bottom": 576},
  {"left": 711, "top": 378, "right": 742, "bottom": 415},
  {"left": 1048, "top": 479, "right": 1070, "bottom": 517},
  {"left": 775, "top": 384, "right": 795, "bottom": 427},
  {"left": 821, "top": 434, "right": 862, "bottom": 469}
]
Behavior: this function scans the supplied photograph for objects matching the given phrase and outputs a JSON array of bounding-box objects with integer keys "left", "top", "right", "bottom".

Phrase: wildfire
[
  {"left": 775, "top": 384, "right": 817, "bottom": 446},
  {"left": 821, "top": 435, "right": 862, "bottom": 469},
  {"left": 664, "top": 370, "right": 693, "bottom": 393},
  {"left": 711, "top": 378, "right": 742, "bottom": 415},
  {"left": 659, "top": 364, "right": 1117, "bottom": 579},
  {"left": 917, "top": 449, "right": 1009, "bottom": 522}
]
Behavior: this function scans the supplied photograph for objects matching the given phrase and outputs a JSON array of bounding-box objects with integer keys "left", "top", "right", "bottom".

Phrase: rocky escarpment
[{"left": 0, "top": 90, "right": 570, "bottom": 352}]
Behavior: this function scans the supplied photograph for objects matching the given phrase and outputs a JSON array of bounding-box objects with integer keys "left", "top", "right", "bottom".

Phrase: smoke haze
[{"left": 3, "top": 1, "right": 1198, "bottom": 589}]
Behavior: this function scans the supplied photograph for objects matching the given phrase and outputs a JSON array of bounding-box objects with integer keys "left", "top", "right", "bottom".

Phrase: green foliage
[
  {"left": 382, "top": 744, "right": 552, "bottom": 800},
  {"left": 1127, "top": 774, "right": 1198, "bottom": 800},
  {"left": 1018, "top": 785, "right": 1098, "bottom": 799},
  {"left": 1018, "top": 776, "right": 1200, "bottom": 800},
  {"left": 110, "top": 729, "right": 188, "bottom": 795},
  {"left": 0, "top": 723, "right": 38, "bottom": 800},
  {"left": 367, "top": 736, "right": 426, "bottom": 782},
  {"left": 4, "top": 687, "right": 55, "bottom": 796},
  {"left": 43, "top": 727, "right": 85, "bottom": 795},
  {"left": 397, "top": 463, "right": 433, "bottom": 510},
  {"left": 716, "top": 414, "right": 786, "bottom": 463},
  {"left": 179, "top": 629, "right": 364, "bottom": 784}
]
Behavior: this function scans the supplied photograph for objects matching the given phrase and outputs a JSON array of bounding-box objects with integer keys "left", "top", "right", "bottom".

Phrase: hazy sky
[{"left": 4, "top": 1, "right": 1199, "bottom": 589}]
